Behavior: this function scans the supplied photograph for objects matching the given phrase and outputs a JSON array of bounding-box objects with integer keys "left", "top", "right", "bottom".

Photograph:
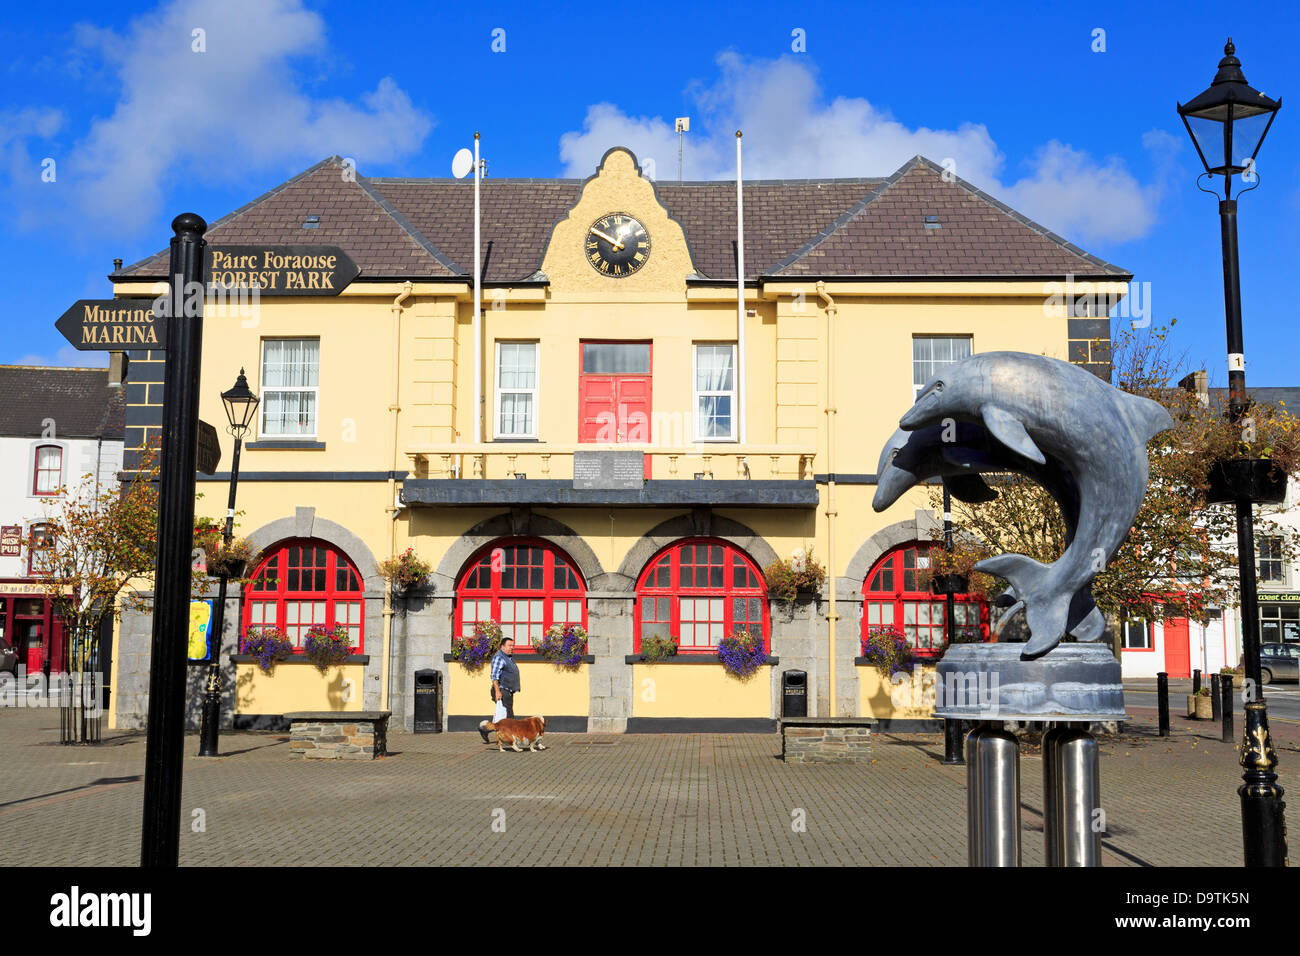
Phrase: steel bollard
[
  {"left": 1042, "top": 725, "right": 1068, "bottom": 866},
  {"left": 1156, "top": 672, "right": 1170, "bottom": 737},
  {"left": 968, "top": 723, "right": 1021, "bottom": 866},
  {"left": 1222, "top": 675, "right": 1235, "bottom": 744},
  {"left": 1211, "top": 673, "right": 1222, "bottom": 721},
  {"left": 1055, "top": 728, "right": 1102, "bottom": 866}
]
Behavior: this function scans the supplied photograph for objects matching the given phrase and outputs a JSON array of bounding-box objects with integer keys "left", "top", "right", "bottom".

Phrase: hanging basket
[
  {"left": 1205, "top": 459, "right": 1288, "bottom": 505},
  {"left": 208, "top": 555, "right": 247, "bottom": 580}
]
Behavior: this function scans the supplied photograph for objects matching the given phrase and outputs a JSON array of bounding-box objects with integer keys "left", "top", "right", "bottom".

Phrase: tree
[{"left": 929, "top": 321, "right": 1300, "bottom": 643}]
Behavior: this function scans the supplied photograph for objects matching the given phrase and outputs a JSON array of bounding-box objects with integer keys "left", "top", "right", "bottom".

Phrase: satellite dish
[{"left": 452, "top": 148, "right": 474, "bottom": 179}]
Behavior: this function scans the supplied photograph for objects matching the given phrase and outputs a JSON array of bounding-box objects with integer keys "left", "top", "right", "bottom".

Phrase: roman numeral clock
[{"left": 585, "top": 213, "right": 651, "bottom": 277}]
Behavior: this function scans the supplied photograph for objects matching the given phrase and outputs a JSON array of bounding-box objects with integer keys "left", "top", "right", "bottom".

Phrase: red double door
[{"left": 578, "top": 342, "right": 652, "bottom": 478}]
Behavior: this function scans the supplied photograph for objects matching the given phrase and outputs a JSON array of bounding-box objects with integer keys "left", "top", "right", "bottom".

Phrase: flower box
[
  {"left": 1205, "top": 459, "right": 1288, "bottom": 505},
  {"left": 1186, "top": 693, "right": 1213, "bottom": 720}
]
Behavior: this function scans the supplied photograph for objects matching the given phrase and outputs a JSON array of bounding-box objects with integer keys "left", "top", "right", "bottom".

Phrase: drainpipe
[
  {"left": 817, "top": 282, "right": 838, "bottom": 716},
  {"left": 735, "top": 131, "right": 747, "bottom": 444},
  {"left": 383, "top": 281, "right": 414, "bottom": 711}
]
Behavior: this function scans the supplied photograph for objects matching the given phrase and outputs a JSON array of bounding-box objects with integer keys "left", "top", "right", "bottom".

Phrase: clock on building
[{"left": 585, "top": 213, "right": 650, "bottom": 277}]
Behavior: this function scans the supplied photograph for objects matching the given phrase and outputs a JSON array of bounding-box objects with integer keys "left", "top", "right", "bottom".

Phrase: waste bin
[
  {"left": 414, "top": 669, "right": 442, "bottom": 733},
  {"left": 782, "top": 670, "right": 807, "bottom": 718}
]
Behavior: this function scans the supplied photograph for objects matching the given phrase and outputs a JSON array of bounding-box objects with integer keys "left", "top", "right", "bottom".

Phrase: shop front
[
  {"left": 1259, "top": 592, "right": 1300, "bottom": 644},
  {"left": 0, "top": 582, "right": 65, "bottom": 676}
]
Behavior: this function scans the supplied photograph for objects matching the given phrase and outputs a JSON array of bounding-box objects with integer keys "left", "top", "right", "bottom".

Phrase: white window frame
[
  {"left": 912, "top": 335, "right": 973, "bottom": 402},
  {"left": 494, "top": 341, "right": 539, "bottom": 440},
  {"left": 259, "top": 338, "right": 320, "bottom": 440},
  {"left": 692, "top": 343, "right": 738, "bottom": 442}
]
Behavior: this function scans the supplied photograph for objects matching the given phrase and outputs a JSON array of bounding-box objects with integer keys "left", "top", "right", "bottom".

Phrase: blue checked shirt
[{"left": 490, "top": 649, "right": 520, "bottom": 692}]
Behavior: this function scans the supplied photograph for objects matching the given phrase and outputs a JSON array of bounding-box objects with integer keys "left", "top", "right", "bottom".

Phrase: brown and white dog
[{"left": 478, "top": 715, "right": 547, "bottom": 752}]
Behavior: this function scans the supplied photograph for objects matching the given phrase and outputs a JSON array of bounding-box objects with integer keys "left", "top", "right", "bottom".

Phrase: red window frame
[
  {"left": 862, "top": 542, "right": 988, "bottom": 657},
  {"left": 634, "top": 538, "right": 769, "bottom": 654},
  {"left": 27, "top": 523, "right": 54, "bottom": 576},
  {"left": 33, "top": 445, "right": 62, "bottom": 496},
  {"left": 241, "top": 539, "right": 365, "bottom": 652},
  {"left": 455, "top": 538, "right": 587, "bottom": 650}
]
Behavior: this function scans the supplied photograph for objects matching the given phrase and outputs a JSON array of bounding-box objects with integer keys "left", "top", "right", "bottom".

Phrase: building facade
[
  {"left": 108, "top": 148, "right": 1130, "bottom": 732},
  {"left": 0, "top": 365, "right": 124, "bottom": 679}
]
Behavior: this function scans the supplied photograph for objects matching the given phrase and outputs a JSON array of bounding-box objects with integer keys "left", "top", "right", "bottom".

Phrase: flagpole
[
  {"left": 736, "top": 130, "right": 746, "bottom": 444},
  {"left": 473, "top": 132, "right": 482, "bottom": 445}
]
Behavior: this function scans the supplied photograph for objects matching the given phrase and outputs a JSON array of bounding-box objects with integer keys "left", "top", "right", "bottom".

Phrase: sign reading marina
[
  {"left": 205, "top": 245, "right": 359, "bottom": 295},
  {"left": 55, "top": 298, "right": 165, "bottom": 350}
]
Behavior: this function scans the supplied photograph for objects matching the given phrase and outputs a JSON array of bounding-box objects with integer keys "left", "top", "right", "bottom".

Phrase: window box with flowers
[
  {"left": 230, "top": 625, "right": 370, "bottom": 723},
  {"left": 855, "top": 625, "right": 941, "bottom": 723}
]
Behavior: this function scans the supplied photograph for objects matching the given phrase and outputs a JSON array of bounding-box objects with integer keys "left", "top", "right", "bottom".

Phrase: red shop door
[
  {"left": 1164, "top": 616, "right": 1191, "bottom": 679},
  {"left": 579, "top": 343, "right": 652, "bottom": 477}
]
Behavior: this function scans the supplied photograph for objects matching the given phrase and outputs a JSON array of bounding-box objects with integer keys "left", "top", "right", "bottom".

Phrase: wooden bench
[
  {"left": 284, "top": 711, "right": 391, "bottom": 760},
  {"left": 779, "top": 717, "right": 876, "bottom": 763}
]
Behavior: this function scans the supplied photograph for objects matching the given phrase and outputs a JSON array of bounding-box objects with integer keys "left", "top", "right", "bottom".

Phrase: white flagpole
[
  {"left": 473, "top": 131, "right": 482, "bottom": 445},
  {"left": 736, "top": 130, "right": 746, "bottom": 444}
]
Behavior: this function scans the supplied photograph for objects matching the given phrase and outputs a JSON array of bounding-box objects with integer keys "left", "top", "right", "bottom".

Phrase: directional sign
[
  {"left": 205, "top": 245, "right": 360, "bottom": 296},
  {"left": 197, "top": 420, "right": 221, "bottom": 475},
  {"left": 55, "top": 299, "right": 166, "bottom": 350}
]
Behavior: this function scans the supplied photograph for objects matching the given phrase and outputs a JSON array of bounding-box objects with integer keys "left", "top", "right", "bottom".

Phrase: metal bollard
[
  {"left": 966, "top": 725, "right": 984, "bottom": 858},
  {"left": 943, "top": 718, "right": 966, "bottom": 765},
  {"left": 1221, "top": 675, "right": 1234, "bottom": 744},
  {"left": 968, "top": 723, "right": 1021, "bottom": 866},
  {"left": 1156, "top": 672, "right": 1170, "bottom": 737},
  {"left": 1211, "top": 673, "right": 1222, "bottom": 721},
  {"left": 1193, "top": 669, "right": 1201, "bottom": 695},
  {"left": 1042, "top": 725, "right": 1068, "bottom": 866},
  {"left": 1055, "top": 728, "right": 1102, "bottom": 866}
]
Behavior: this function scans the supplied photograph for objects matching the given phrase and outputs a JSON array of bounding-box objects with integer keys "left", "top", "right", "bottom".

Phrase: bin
[
  {"left": 782, "top": 669, "right": 807, "bottom": 718},
  {"left": 414, "top": 669, "right": 442, "bottom": 733}
]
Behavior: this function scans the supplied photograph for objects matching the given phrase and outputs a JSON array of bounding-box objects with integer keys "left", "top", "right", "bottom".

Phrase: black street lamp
[
  {"left": 197, "top": 369, "right": 259, "bottom": 758},
  {"left": 1178, "top": 39, "right": 1286, "bottom": 866},
  {"left": 940, "top": 486, "right": 964, "bottom": 765}
]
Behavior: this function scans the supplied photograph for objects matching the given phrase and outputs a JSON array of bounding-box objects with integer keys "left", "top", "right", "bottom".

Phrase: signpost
[
  {"left": 140, "top": 213, "right": 207, "bottom": 868},
  {"left": 55, "top": 299, "right": 166, "bottom": 350},
  {"left": 205, "top": 245, "right": 358, "bottom": 296},
  {"left": 196, "top": 421, "right": 221, "bottom": 476}
]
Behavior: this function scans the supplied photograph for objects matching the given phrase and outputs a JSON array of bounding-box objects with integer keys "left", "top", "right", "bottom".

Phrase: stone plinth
[
  {"left": 285, "top": 710, "right": 390, "bottom": 759},
  {"left": 933, "top": 642, "right": 1124, "bottom": 722},
  {"left": 779, "top": 717, "right": 875, "bottom": 763}
]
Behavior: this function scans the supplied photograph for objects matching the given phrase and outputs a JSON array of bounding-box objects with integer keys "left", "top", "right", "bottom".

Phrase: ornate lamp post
[
  {"left": 941, "top": 485, "right": 964, "bottom": 765},
  {"left": 197, "top": 369, "right": 260, "bottom": 757},
  {"left": 1177, "top": 39, "right": 1286, "bottom": 866}
]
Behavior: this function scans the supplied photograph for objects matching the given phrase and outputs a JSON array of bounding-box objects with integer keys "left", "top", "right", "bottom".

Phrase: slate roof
[
  {"left": 116, "top": 153, "right": 1129, "bottom": 284},
  {"left": 0, "top": 367, "right": 125, "bottom": 439},
  {"left": 1208, "top": 386, "right": 1300, "bottom": 410}
]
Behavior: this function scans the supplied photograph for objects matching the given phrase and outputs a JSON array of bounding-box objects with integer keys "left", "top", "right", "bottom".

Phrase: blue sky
[{"left": 2, "top": 0, "right": 1298, "bottom": 384}]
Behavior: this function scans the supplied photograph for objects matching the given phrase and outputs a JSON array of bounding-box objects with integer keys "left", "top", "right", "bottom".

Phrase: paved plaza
[{"left": 3, "top": 695, "right": 1289, "bottom": 867}]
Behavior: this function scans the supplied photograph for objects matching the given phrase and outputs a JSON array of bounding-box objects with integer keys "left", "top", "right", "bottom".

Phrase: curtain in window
[
  {"left": 262, "top": 340, "right": 319, "bottom": 436},
  {"left": 696, "top": 346, "right": 735, "bottom": 439}
]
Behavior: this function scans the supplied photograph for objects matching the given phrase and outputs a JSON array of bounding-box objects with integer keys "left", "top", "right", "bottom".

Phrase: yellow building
[{"left": 108, "top": 148, "right": 1127, "bottom": 733}]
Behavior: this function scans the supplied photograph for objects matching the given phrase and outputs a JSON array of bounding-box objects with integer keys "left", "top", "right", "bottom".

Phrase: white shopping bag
[{"left": 493, "top": 699, "right": 508, "bottom": 722}]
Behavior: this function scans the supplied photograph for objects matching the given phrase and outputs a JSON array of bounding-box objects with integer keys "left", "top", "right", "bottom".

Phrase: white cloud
[
  {"left": 8, "top": 0, "right": 433, "bottom": 235},
  {"left": 558, "top": 52, "right": 1169, "bottom": 245},
  {"left": 12, "top": 346, "right": 109, "bottom": 369}
]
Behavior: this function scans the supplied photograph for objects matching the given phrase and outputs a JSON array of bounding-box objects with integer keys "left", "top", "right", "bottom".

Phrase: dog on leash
[{"left": 478, "top": 715, "right": 547, "bottom": 752}]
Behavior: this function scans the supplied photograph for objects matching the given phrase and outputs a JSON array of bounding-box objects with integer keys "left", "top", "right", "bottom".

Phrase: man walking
[{"left": 480, "top": 637, "right": 520, "bottom": 743}]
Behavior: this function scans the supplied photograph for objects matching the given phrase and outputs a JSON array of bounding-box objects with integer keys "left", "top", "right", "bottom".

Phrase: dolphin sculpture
[
  {"left": 891, "top": 351, "right": 1173, "bottom": 659},
  {"left": 871, "top": 420, "right": 1104, "bottom": 642}
]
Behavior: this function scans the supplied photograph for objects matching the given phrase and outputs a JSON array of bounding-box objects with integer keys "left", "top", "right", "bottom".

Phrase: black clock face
[{"left": 585, "top": 213, "right": 650, "bottom": 277}]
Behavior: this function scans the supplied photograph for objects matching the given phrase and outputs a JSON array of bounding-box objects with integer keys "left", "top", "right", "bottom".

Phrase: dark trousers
[{"left": 498, "top": 690, "right": 515, "bottom": 720}]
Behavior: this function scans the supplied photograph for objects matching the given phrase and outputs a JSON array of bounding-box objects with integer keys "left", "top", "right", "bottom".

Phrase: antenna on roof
[{"left": 675, "top": 117, "right": 690, "bottom": 182}]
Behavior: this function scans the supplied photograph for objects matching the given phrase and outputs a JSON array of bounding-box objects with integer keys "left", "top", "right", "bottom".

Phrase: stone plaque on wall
[{"left": 573, "top": 451, "right": 644, "bottom": 490}]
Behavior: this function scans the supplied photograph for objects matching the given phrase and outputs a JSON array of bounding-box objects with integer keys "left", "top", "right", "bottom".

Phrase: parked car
[{"left": 1261, "top": 643, "right": 1299, "bottom": 684}]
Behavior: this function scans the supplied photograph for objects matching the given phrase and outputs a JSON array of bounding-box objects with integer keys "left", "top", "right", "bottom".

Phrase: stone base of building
[
  {"left": 446, "top": 714, "right": 588, "bottom": 733},
  {"left": 625, "top": 717, "right": 777, "bottom": 733},
  {"left": 780, "top": 717, "right": 874, "bottom": 763},
  {"left": 286, "top": 710, "right": 390, "bottom": 759}
]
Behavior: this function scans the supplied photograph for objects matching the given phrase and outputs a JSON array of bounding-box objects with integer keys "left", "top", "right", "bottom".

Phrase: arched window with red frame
[
  {"left": 455, "top": 539, "right": 586, "bottom": 649},
  {"left": 862, "top": 542, "right": 987, "bottom": 657},
  {"left": 242, "top": 539, "right": 365, "bottom": 651},
  {"left": 635, "top": 538, "right": 768, "bottom": 653}
]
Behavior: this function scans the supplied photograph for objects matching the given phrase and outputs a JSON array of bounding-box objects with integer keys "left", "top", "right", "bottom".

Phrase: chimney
[
  {"left": 1178, "top": 369, "right": 1209, "bottom": 407},
  {"left": 113, "top": 258, "right": 123, "bottom": 272},
  {"left": 108, "top": 351, "right": 129, "bottom": 387}
]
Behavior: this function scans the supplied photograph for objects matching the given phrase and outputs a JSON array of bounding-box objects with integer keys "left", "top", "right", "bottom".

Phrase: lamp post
[
  {"left": 1177, "top": 39, "right": 1286, "bottom": 866},
  {"left": 197, "top": 369, "right": 260, "bottom": 758},
  {"left": 941, "top": 485, "right": 964, "bottom": 765}
]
